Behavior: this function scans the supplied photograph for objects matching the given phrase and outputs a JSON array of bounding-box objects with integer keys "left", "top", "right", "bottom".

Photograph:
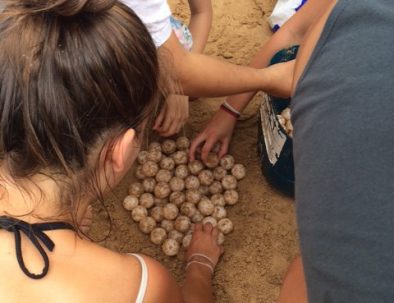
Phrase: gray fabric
[{"left": 292, "top": 0, "right": 394, "bottom": 302}]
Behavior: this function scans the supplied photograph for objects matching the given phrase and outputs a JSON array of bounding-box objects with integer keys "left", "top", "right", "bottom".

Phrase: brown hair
[{"left": 0, "top": 1, "right": 160, "bottom": 224}]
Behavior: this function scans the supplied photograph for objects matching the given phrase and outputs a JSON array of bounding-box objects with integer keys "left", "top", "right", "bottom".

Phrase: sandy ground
[{"left": 89, "top": 0, "right": 299, "bottom": 302}]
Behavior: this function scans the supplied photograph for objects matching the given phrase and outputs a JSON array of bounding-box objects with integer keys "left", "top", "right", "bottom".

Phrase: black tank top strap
[{"left": 0, "top": 216, "right": 75, "bottom": 280}]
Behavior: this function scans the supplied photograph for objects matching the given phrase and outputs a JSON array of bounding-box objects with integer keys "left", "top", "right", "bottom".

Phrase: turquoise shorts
[{"left": 170, "top": 16, "right": 193, "bottom": 51}]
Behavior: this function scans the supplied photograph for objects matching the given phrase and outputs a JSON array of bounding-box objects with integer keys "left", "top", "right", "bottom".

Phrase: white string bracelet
[
  {"left": 187, "top": 253, "right": 215, "bottom": 266},
  {"left": 223, "top": 101, "right": 241, "bottom": 117},
  {"left": 185, "top": 261, "right": 214, "bottom": 274}
]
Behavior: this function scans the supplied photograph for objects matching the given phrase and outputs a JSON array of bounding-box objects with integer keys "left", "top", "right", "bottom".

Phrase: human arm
[
  {"left": 222, "top": 0, "right": 335, "bottom": 113},
  {"left": 155, "top": 30, "right": 276, "bottom": 137},
  {"left": 178, "top": 0, "right": 333, "bottom": 98},
  {"left": 189, "top": 0, "right": 335, "bottom": 161},
  {"left": 124, "top": 0, "right": 289, "bottom": 97},
  {"left": 154, "top": 36, "right": 293, "bottom": 138},
  {"left": 158, "top": 32, "right": 280, "bottom": 98},
  {"left": 188, "top": 0, "right": 212, "bottom": 53},
  {"left": 189, "top": 60, "right": 295, "bottom": 161}
]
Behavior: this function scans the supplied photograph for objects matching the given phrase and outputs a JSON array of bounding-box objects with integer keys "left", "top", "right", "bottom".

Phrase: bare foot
[{"left": 186, "top": 223, "right": 224, "bottom": 269}]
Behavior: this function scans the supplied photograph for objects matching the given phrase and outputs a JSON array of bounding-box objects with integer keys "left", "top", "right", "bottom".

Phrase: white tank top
[{"left": 129, "top": 254, "right": 148, "bottom": 303}]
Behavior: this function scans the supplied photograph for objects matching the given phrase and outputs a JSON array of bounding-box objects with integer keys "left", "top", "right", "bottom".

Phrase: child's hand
[
  {"left": 189, "top": 109, "right": 237, "bottom": 162},
  {"left": 153, "top": 94, "right": 189, "bottom": 137}
]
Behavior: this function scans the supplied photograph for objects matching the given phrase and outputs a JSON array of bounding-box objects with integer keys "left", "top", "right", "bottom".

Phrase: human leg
[{"left": 188, "top": 0, "right": 212, "bottom": 53}]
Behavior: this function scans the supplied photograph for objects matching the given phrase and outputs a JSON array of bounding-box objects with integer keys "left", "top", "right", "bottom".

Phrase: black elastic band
[{"left": 0, "top": 216, "right": 75, "bottom": 279}]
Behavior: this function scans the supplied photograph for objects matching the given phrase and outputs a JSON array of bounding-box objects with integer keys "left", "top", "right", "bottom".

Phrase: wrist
[
  {"left": 185, "top": 253, "right": 215, "bottom": 277},
  {"left": 258, "top": 67, "right": 272, "bottom": 92},
  {"left": 220, "top": 102, "right": 241, "bottom": 119},
  {"left": 185, "top": 261, "right": 214, "bottom": 279}
]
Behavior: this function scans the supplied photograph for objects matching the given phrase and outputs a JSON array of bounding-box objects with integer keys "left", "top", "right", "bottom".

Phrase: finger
[
  {"left": 201, "top": 138, "right": 217, "bottom": 163},
  {"left": 218, "top": 138, "right": 230, "bottom": 159},
  {"left": 161, "top": 117, "right": 180, "bottom": 137},
  {"left": 158, "top": 125, "right": 173, "bottom": 137},
  {"left": 174, "top": 121, "right": 184, "bottom": 136},
  {"left": 160, "top": 110, "right": 174, "bottom": 134},
  {"left": 203, "top": 223, "right": 213, "bottom": 233},
  {"left": 189, "top": 133, "right": 207, "bottom": 161},
  {"left": 158, "top": 130, "right": 172, "bottom": 137},
  {"left": 168, "top": 119, "right": 181, "bottom": 137},
  {"left": 160, "top": 119, "right": 172, "bottom": 134},
  {"left": 153, "top": 109, "right": 166, "bottom": 130},
  {"left": 212, "top": 143, "right": 220, "bottom": 153}
]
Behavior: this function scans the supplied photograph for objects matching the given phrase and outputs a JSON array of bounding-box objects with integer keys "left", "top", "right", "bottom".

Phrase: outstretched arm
[
  {"left": 158, "top": 32, "right": 278, "bottom": 98},
  {"left": 189, "top": 60, "right": 295, "bottom": 161},
  {"left": 223, "top": 0, "right": 335, "bottom": 114},
  {"left": 189, "top": 0, "right": 335, "bottom": 161}
]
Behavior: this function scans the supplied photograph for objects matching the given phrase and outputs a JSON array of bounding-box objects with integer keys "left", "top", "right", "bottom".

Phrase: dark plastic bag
[{"left": 257, "top": 45, "right": 298, "bottom": 197}]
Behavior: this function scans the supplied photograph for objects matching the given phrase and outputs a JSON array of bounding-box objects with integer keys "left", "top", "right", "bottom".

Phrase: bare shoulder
[
  {"left": 130, "top": 254, "right": 185, "bottom": 303},
  {"left": 62, "top": 240, "right": 143, "bottom": 302},
  {"left": 69, "top": 240, "right": 183, "bottom": 303}
]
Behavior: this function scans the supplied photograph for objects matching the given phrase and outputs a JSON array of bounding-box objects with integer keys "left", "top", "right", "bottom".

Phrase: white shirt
[
  {"left": 122, "top": 0, "right": 172, "bottom": 48},
  {"left": 268, "top": 0, "right": 307, "bottom": 30}
]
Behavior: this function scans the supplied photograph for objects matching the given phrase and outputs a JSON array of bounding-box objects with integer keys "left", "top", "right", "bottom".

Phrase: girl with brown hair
[{"left": 0, "top": 1, "right": 222, "bottom": 302}]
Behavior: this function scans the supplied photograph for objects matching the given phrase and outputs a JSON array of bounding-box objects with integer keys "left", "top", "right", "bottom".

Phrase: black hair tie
[{"left": 0, "top": 216, "right": 75, "bottom": 279}]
